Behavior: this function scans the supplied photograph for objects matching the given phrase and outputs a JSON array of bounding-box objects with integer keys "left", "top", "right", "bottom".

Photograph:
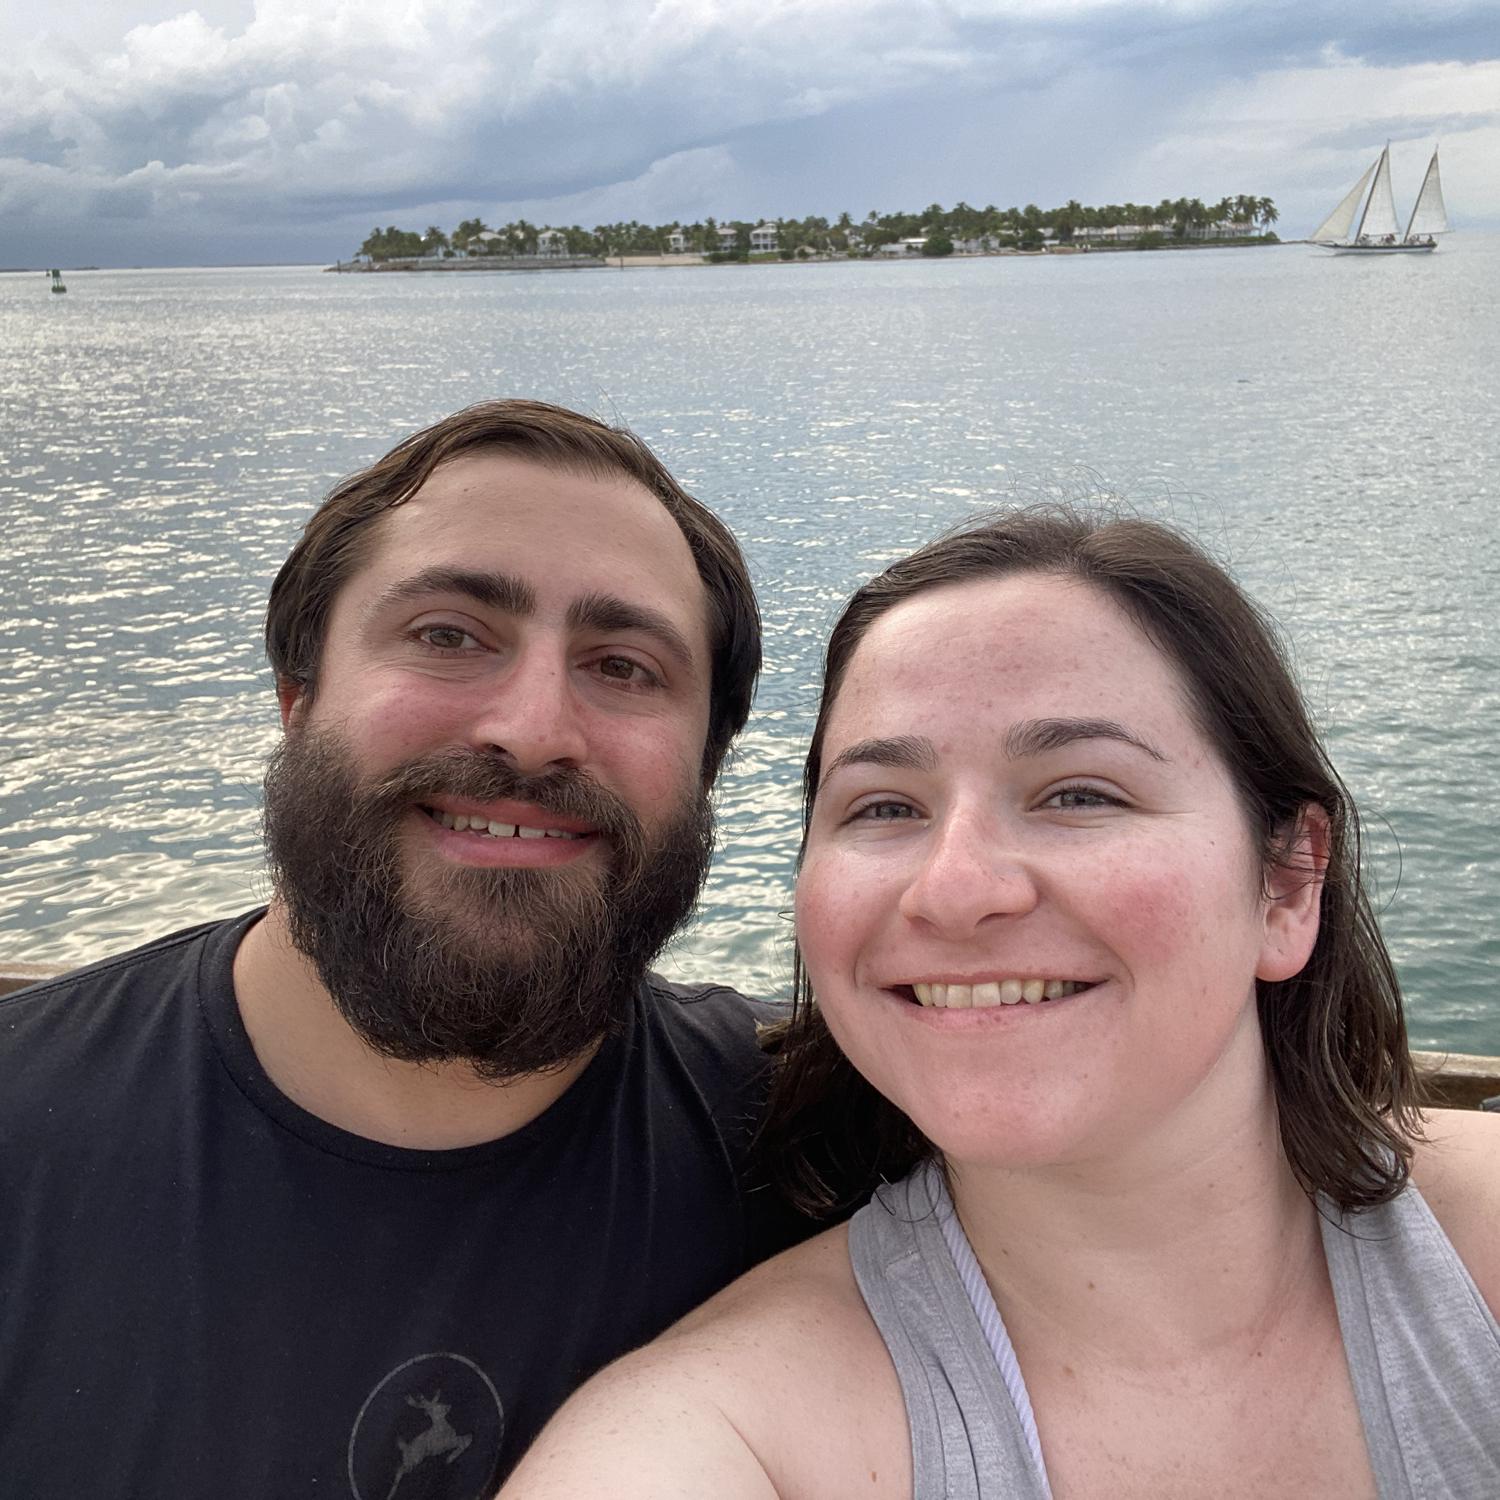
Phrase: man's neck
[{"left": 231, "top": 903, "right": 600, "bottom": 1149}]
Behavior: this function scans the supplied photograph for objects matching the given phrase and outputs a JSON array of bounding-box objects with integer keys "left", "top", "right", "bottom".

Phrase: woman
[{"left": 502, "top": 509, "right": 1500, "bottom": 1498}]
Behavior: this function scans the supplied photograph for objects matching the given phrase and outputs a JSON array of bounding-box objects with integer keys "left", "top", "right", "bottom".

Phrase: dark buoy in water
[{"left": 49, "top": 268, "right": 67, "bottom": 294}]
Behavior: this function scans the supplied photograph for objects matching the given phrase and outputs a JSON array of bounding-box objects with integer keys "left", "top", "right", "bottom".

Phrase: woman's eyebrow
[
  {"left": 823, "top": 735, "right": 937, "bottom": 780},
  {"left": 1004, "top": 716, "right": 1167, "bottom": 763}
]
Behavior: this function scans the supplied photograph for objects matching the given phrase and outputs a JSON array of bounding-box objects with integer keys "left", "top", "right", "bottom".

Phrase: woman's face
[{"left": 795, "top": 572, "right": 1319, "bottom": 1172}]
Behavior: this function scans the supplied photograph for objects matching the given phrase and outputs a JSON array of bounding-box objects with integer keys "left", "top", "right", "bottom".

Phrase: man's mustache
[{"left": 361, "top": 750, "right": 648, "bottom": 879}]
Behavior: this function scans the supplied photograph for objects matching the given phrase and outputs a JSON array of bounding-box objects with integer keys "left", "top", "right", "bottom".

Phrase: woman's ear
[{"left": 1256, "top": 804, "right": 1331, "bottom": 983}]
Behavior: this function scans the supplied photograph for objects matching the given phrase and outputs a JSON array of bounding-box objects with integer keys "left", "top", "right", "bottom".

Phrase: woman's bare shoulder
[
  {"left": 671, "top": 1219, "right": 869, "bottom": 1340},
  {"left": 1410, "top": 1108, "right": 1500, "bottom": 1312},
  {"left": 500, "top": 1224, "right": 911, "bottom": 1500}
]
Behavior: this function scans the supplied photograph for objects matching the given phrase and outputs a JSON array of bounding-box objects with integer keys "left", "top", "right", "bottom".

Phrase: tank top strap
[
  {"left": 848, "top": 1163, "right": 1051, "bottom": 1499},
  {"left": 1320, "top": 1185, "right": 1500, "bottom": 1499}
]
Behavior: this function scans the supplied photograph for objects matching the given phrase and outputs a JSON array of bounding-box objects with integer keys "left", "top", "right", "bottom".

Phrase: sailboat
[{"left": 1311, "top": 145, "right": 1447, "bottom": 254}]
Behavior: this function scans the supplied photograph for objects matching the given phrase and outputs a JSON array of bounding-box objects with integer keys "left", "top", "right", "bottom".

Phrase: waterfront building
[
  {"left": 876, "top": 237, "right": 929, "bottom": 257},
  {"left": 749, "top": 222, "right": 779, "bottom": 254},
  {"left": 1075, "top": 223, "right": 1152, "bottom": 243},
  {"left": 1193, "top": 219, "right": 1256, "bottom": 239}
]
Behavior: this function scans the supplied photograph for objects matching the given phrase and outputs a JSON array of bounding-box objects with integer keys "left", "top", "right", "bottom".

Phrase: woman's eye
[
  {"left": 1045, "top": 785, "right": 1122, "bottom": 810},
  {"left": 854, "top": 800, "right": 919, "bottom": 822},
  {"left": 416, "top": 625, "right": 479, "bottom": 652}
]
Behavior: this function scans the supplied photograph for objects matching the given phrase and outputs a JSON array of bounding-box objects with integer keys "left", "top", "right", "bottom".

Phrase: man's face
[{"left": 262, "top": 452, "right": 718, "bottom": 1076}]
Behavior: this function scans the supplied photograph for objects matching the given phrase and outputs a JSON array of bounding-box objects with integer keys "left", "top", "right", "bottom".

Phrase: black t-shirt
[{"left": 0, "top": 911, "right": 804, "bottom": 1498}]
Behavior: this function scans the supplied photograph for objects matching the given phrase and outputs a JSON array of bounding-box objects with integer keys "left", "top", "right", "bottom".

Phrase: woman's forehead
[{"left": 833, "top": 575, "right": 1177, "bottom": 722}]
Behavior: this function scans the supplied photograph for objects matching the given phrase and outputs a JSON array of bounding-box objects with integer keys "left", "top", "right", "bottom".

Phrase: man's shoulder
[
  {"left": 0, "top": 911, "right": 258, "bottom": 1080},
  {"left": 639, "top": 972, "right": 787, "bottom": 1080}
]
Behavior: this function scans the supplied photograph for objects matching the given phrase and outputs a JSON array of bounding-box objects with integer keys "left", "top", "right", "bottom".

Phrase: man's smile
[{"left": 415, "top": 800, "right": 601, "bottom": 865}]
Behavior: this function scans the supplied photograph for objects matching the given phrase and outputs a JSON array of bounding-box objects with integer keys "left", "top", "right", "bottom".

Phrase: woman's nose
[{"left": 896, "top": 812, "right": 1040, "bottom": 936}]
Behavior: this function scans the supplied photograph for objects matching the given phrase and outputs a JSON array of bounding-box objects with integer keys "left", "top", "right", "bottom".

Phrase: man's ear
[
  {"left": 276, "top": 677, "right": 307, "bottom": 731},
  {"left": 1257, "top": 804, "right": 1331, "bottom": 983}
]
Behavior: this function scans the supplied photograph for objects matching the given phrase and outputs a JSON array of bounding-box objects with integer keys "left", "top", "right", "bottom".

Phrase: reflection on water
[{"left": 2, "top": 246, "right": 1497, "bottom": 1051}]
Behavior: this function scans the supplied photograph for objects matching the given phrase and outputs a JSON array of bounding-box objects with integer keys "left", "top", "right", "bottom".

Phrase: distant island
[{"left": 341, "top": 194, "right": 1280, "bottom": 269}]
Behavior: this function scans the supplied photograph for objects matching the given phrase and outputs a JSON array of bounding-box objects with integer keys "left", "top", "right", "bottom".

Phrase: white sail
[
  {"left": 1356, "top": 147, "right": 1400, "bottom": 239},
  {"left": 1311, "top": 160, "right": 1377, "bottom": 243},
  {"left": 1404, "top": 150, "right": 1449, "bottom": 239}
]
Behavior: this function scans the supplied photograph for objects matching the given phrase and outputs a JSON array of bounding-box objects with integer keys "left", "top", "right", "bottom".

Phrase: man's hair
[
  {"left": 760, "top": 505, "right": 1421, "bottom": 1217},
  {"left": 265, "top": 399, "right": 760, "bottom": 778}
]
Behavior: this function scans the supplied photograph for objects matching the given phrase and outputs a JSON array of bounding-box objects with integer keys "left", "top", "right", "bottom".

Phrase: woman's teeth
[
  {"left": 911, "top": 979, "right": 1087, "bottom": 1008},
  {"left": 431, "top": 810, "right": 584, "bottom": 840}
]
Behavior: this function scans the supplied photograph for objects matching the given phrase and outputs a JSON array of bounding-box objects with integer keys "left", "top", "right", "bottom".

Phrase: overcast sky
[{"left": 2, "top": 0, "right": 1495, "bottom": 267}]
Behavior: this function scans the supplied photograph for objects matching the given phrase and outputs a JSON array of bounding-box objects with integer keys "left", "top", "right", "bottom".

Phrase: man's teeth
[
  {"left": 911, "top": 979, "right": 1086, "bottom": 1008},
  {"left": 432, "top": 810, "right": 584, "bottom": 840}
]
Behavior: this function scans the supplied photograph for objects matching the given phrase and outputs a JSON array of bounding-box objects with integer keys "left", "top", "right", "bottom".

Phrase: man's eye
[
  {"left": 854, "top": 800, "right": 918, "bottom": 822},
  {"left": 417, "top": 625, "right": 478, "bottom": 652},
  {"left": 596, "top": 656, "right": 658, "bottom": 686}
]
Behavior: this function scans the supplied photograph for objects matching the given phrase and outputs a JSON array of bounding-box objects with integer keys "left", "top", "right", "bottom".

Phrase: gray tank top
[{"left": 849, "top": 1163, "right": 1500, "bottom": 1499}]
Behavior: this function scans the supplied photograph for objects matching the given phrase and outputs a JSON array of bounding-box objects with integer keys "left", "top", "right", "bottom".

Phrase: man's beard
[{"left": 261, "top": 728, "right": 714, "bottom": 1080}]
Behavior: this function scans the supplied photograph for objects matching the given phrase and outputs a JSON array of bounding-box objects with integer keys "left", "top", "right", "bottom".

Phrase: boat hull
[{"left": 1322, "top": 242, "right": 1437, "bottom": 255}]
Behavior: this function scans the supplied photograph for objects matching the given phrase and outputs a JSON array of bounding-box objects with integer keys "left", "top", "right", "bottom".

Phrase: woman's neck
[{"left": 949, "top": 1064, "right": 1324, "bottom": 1369}]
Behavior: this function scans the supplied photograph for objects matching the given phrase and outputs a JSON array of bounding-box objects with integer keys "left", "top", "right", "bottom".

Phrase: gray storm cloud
[{"left": 0, "top": 0, "right": 1495, "bottom": 265}]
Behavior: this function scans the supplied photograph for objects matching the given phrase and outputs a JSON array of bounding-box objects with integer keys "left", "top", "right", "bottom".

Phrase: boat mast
[
  {"left": 1352, "top": 143, "right": 1389, "bottom": 242},
  {"left": 1403, "top": 147, "right": 1445, "bottom": 242}
]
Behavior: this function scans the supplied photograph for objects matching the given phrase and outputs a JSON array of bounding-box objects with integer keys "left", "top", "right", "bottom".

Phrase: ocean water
[{"left": 2, "top": 241, "right": 1496, "bottom": 1052}]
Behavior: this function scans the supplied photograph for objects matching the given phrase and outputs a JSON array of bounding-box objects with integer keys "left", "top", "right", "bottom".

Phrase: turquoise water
[{"left": 2, "top": 243, "right": 1496, "bottom": 1051}]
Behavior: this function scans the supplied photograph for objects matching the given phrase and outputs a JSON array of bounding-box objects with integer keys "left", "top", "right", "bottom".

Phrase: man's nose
[
  {"left": 467, "top": 647, "right": 590, "bottom": 775},
  {"left": 896, "top": 809, "right": 1040, "bottom": 937}
]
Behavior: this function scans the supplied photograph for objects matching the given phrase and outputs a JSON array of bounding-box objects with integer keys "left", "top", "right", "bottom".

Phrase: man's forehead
[
  {"left": 344, "top": 450, "right": 687, "bottom": 579},
  {"left": 412, "top": 447, "right": 655, "bottom": 507},
  {"left": 332, "top": 454, "right": 712, "bottom": 660}
]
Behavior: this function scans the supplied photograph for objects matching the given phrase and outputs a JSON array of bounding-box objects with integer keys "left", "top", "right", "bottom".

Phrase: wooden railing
[{"left": 2, "top": 962, "right": 1495, "bottom": 1110}]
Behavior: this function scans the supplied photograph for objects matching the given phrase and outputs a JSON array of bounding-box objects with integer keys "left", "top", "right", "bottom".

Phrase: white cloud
[
  {"left": 489, "top": 144, "right": 748, "bottom": 227},
  {"left": 1135, "top": 51, "right": 1500, "bottom": 226}
]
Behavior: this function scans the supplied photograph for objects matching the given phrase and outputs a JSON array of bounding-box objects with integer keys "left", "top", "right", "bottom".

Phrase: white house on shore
[
  {"left": 1072, "top": 218, "right": 1255, "bottom": 244},
  {"left": 1075, "top": 223, "right": 1152, "bottom": 243},
  {"left": 537, "top": 229, "right": 567, "bottom": 256},
  {"left": 717, "top": 225, "right": 739, "bottom": 253},
  {"left": 749, "top": 221, "right": 779, "bottom": 254},
  {"left": 1194, "top": 219, "right": 1256, "bottom": 239},
  {"left": 666, "top": 229, "right": 688, "bottom": 253}
]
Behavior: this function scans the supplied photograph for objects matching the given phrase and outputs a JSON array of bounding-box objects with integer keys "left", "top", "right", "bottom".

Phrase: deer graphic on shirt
[{"left": 385, "top": 1390, "right": 473, "bottom": 1498}]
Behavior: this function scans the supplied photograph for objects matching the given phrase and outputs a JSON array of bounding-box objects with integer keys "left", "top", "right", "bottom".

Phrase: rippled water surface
[{"left": 2, "top": 244, "right": 1496, "bottom": 1051}]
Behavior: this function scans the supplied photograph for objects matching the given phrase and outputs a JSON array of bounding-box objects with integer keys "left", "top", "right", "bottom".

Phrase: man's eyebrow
[
  {"left": 822, "top": 735, "right": 937, "bottom": 783},
  {"left": 373, "top": 566, "right": 536, "bottom": 617},
  {"left": 1004, "top": 717, "right": 1167, "bottom": 763},
  {"left": 568, "top": 591, "right": 698, "bottom": 674}
]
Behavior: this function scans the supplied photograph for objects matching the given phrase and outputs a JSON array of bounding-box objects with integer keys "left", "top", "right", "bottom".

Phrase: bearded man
[{"left": 0, "top": 401, "right": 807, "bottom": 1497}]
